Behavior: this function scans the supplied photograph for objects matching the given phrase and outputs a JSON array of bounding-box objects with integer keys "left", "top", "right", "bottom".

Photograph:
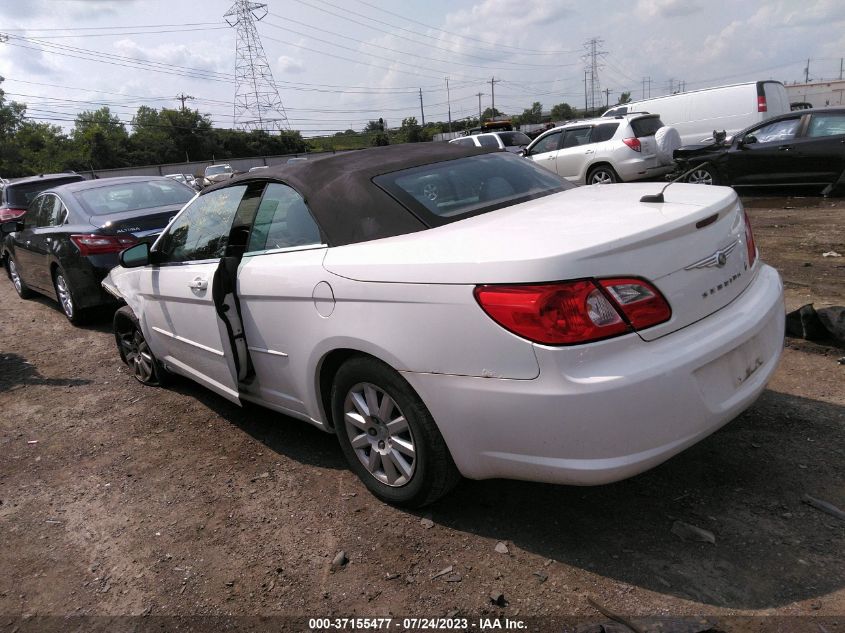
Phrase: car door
[
  {"left": 237, "top": 182, "right": 328, "bottom": 415},
  {"left": 554, "top": 126, "right": 595, "bottom": 180},
  {"left": 27, "top": 193, "right": 67, "bottom": 291},
  {"left": 13, "top": 195, "right": 48, "bottom": 291},
  {"left": 789, "top": 111, "right": 845, "bottom": 183},
  {"left": 139, "top": 182, "right": 263, "bottom": 403},
  {"left": 526, "top": 129, "right": 564, "bottom": 174},
  {"left": 727, "top": 115, "right": 805, "bottom": 185}
]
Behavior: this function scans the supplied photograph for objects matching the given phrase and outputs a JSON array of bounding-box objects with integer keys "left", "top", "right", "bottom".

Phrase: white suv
[
  {"left": 449, "top": 131, "right": 532, "bottom": 154},
  {"left": 523, "top": 114, "right": 680, "bottom": 185}
]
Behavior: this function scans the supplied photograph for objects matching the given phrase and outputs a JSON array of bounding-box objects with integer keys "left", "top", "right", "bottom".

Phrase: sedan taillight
[
  {"left": 622, "top": 137, "right": 642, "bottom": 152},
  {"left": 474, "top": 278, "right": 671, "bottom": 345},
  {"left": 0, "top": 208, "right": 27, "bottom": 222},
  {"left": 70, "top": 234, "right": 138, "bottom": 256}
]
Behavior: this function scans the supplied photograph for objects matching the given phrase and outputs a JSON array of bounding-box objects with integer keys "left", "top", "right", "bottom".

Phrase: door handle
[
  {"left": 188, "top": 277, "right": 208, "bottom": 290},
  {"left": 584, "top": 150, "right": 594, "bottom": 154},
  {"left": 777, "top": 145, "right": 791, "bottom": 151}
]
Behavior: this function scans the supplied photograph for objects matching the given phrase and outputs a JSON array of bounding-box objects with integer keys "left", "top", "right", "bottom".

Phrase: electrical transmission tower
[
  {"left": 582, "top": 37, "right": 606, "bottom": 112},
  {"left": 224, "top": 0, "right": 290, "bottom": 132}
]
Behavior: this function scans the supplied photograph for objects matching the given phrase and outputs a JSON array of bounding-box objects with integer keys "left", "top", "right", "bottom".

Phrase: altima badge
[{"left": 685, "top": 239, "right": 738, "bottom": 270}]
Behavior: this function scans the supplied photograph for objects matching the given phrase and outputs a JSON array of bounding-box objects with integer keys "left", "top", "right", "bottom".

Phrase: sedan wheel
[
  {"left": 114, "top": 306, "right": 167, "bottom": 386},
  {"left": 343, "top": 382, "right": 417, "bottom": 487},
  {"left": 687, "top": 166, "right": 718, "bottom": 186},
  {"left": 332, "top": 356, "right": 460, "bottom": 507},
  {"left": 8, "top": 258, "right": 34, "bottom": 299},
  {"left": 53, "top": 270, "right": 88, "bottom": 325}
]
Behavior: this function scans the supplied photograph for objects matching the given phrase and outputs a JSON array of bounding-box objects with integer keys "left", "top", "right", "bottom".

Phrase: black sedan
[
  {"left": 1, "top": 176, "right": 195, "bottom": 324},
  {"left": 673, "top": 107, "right": 845, "bottom": 194}
]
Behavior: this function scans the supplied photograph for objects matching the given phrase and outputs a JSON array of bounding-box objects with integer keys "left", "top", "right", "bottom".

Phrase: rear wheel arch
[{"left": 586, "top": 162, "right": 620, "bottom": 185}]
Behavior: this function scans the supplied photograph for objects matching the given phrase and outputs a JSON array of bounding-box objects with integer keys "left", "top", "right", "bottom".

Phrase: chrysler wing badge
[{"left": 684, "top": 239, "right": 739, "bottom": 270}]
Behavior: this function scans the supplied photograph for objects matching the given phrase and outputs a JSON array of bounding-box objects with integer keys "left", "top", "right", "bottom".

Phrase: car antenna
[{"left": 640, "top": 162, "right": 710, "bottom": 203}]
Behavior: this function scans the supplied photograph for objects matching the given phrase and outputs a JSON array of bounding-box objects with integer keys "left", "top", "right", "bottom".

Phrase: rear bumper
[
  {"left": 403, "top": 264, "right": 784, "bottom": 485},
  {"left": 615, "top": 159, "right": 675, "bottom": 182},
  {"left": 64, "top": 254, "right": 121, "bottom": 310}
]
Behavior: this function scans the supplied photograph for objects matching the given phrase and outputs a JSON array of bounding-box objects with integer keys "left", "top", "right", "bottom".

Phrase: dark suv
[{"left": 0, "top": 173, "right": 86, "bottom": 222}]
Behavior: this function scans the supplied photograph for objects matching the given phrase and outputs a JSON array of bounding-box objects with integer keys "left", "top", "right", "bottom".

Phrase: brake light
[
  {"left": 622, "top": 137, "right": 641, "bottom": 152},
  {"left": 743, "top": 211, "right": 757, "bottom": 267},
  {"left": 0, "top": 208, "right": 27, "bottom": 222},
  {"left": 474, "top": 278, "right": 671, "bottom": 345},
  {"left": 757, "top": 95, "right": 767, "bottom": 112},
  {"left": 70, "top": 233, "right": 138, "bottom": 255}
]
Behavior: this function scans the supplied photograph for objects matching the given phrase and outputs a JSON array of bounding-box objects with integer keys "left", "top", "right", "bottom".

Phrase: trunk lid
[
  {"left": 323, "top": 183, "right": 754, "bottom": 340},
  {"left": 88, "top": 204, "right": 182, "bottom": 242}
]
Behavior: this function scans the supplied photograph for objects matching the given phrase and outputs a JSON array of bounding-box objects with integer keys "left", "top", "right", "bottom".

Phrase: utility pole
[
  {"left": 805, "top": 58, "right": 810, "bottom": 83},
  {"left": 604, "top": 88, "right": 611, "bottom": 108},
  {"left": 224, "top": 0, "right": 290, "bottom": 132},
  {"left": 839, "top": 58, "right": 843, "bottom": 81},
  {"left": 584, "top": 71, "right": 588, "bottom": 115},
  {"left": 445, "top": 77, "right": 452, "bottom": 133},
  {"left": 418, "top": 88, "right": 425, "bottom": 126},
  {"left": 175, "top": 93, "right": 195, "bottom": 110},
  {"left": 643, "top": 76, "right": 651, "bottom": 99},
  {"left": 490, "top": 76, "right": 500, "bottom": 117},
  {"left": 476, "top": 92, "right": 483, "bottom": 121}
]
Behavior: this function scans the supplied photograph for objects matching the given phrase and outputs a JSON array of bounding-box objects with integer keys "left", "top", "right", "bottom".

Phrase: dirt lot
[{"left": 1, "top": 194, "right": 843, "bottom": 632}]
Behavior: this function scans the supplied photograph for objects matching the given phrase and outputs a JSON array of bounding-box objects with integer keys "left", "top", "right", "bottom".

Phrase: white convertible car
[{"left": 103, "top": 143, "right": 784, "bottom": 507}]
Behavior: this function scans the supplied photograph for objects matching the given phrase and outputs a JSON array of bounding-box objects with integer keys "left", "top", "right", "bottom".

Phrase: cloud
[
  {"left": 277, "top": 55, "right": 304, "bottom": 74},
  {"left": 112, "top": 39, "right": 228, "bottom": 75},
  {"left": 636, "top": 0, "right": 703, "bottom": 18}
]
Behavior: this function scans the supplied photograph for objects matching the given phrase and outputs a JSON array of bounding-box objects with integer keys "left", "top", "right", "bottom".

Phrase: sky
[{"left": 0, "top": 0, "right": 843, "bottom": 137}]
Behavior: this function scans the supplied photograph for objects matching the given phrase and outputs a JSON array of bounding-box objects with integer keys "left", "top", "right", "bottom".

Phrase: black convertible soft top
[{"left": 207, "top": 142, "right": 497, "bottom": 246}]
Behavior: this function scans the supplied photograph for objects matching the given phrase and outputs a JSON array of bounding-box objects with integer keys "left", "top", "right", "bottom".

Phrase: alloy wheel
[
  {"left": 120, "top": 328, "right": 156, "bottom": 383},
  {"left": 590, "top": 170, "right": 614, "bottom": 185},
  {"left": 9, "top": 260, "right": 22, "bottom": 294},
  {"left": 343, "top": 382, "right": 417, "bottom": 487},
  {"left": 688, "top": 168, "right": 714, "bottom": 185},
  {"left": 55, "top": 274, "right": 74, "bottom": 319}
]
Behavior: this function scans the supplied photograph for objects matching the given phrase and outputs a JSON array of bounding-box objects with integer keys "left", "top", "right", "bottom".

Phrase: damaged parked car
[
  {"left": 673, "top": 107, "right": 845, "bottom": 194},
  {"left": 103, "top": 143, "right": 784, "bottom": 507}
]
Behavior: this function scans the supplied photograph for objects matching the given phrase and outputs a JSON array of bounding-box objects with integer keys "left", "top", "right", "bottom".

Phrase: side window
[
  {"left": 37, "top": 195, "right": 66, "bottom": 227},
  {"left": 156, "top": 185, "right": 247, "bottom": 263},
  {"left": 477, "top": 135, "right": 499, "bottom": 148},
  {"left": 531, "top": 131, "right": 562, "bottom": 154},
  {"left": 246, "top": 183, "right": 322, "bottom": 253},
  {"left": 749, "top": 118, "right": 800, "bottom": 144},
  {"left": 806, "top": 114, "right": 845, "bottom": 138},
  {"left": 593, "top": 123, "right": 620, "bottom": 143},
  {"left": 452, "top": 138, "right": 475, "bottom": 147},
  {"left": 561, "top": 127, "right": 592, "bottom": 149},
  {"left": 25, "top": 195, "right": 45, "bottom": 229}
]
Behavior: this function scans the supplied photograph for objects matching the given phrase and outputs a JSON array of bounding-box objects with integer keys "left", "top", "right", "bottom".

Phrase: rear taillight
[
  {"left": 70, "top": 233, "right": 137, "bottom": 256},
  {"left": 474, "top": 278, "right": 671, "bottom": 345},
  {"left": 0, "top": 208, "right": 27, "bottom": 222},
  {"left": 757, "top": 95, "right": 767, "bottom": 112},
  {"left": 622, "top": 137, "right": 642, "bottom": 152},
  {"left": 743, "top": 211, "right": 757, "bottom": 267}
]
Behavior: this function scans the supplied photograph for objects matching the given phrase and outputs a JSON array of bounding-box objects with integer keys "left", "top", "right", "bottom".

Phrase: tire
[
  {"left": 587, "top": 165, "right": 619, "bottom": 185},
  {"left": 331, "top": 356, "right": 460, "bottom": 507},
  {"left": 7, "top": 255, "right": 34, "bottom": 299},
  {"left": 52, "top": 268, "right": 88, "bottom": 325},
  {"left": 686, "top": 164, "right": 719, "bottom": 186},
  {"left": 113, "top": 306, "right": 169, "bottom": 386}
]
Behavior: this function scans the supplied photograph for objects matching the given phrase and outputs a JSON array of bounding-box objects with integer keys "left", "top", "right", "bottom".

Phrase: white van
[{"left": 602, "top": 81, "right": 790, "bottom": 145}]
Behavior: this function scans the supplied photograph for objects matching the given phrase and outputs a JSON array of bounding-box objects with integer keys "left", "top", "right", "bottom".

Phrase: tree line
[{"left": 0, "top": 78, "right": 633, "bottom": 179}]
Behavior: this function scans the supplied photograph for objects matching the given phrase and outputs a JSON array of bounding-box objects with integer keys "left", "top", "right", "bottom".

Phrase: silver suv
[{"left": 523, "top": 114, "right": 679, "bottom": 185}]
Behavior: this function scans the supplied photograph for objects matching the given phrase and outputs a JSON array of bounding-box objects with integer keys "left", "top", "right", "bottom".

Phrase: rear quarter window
[
  {"left": 630, "top": 117, "right": 664, "bottom": 137},
  {"left": 593, "top": 123, "right": 620, "bottom": 142}
]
